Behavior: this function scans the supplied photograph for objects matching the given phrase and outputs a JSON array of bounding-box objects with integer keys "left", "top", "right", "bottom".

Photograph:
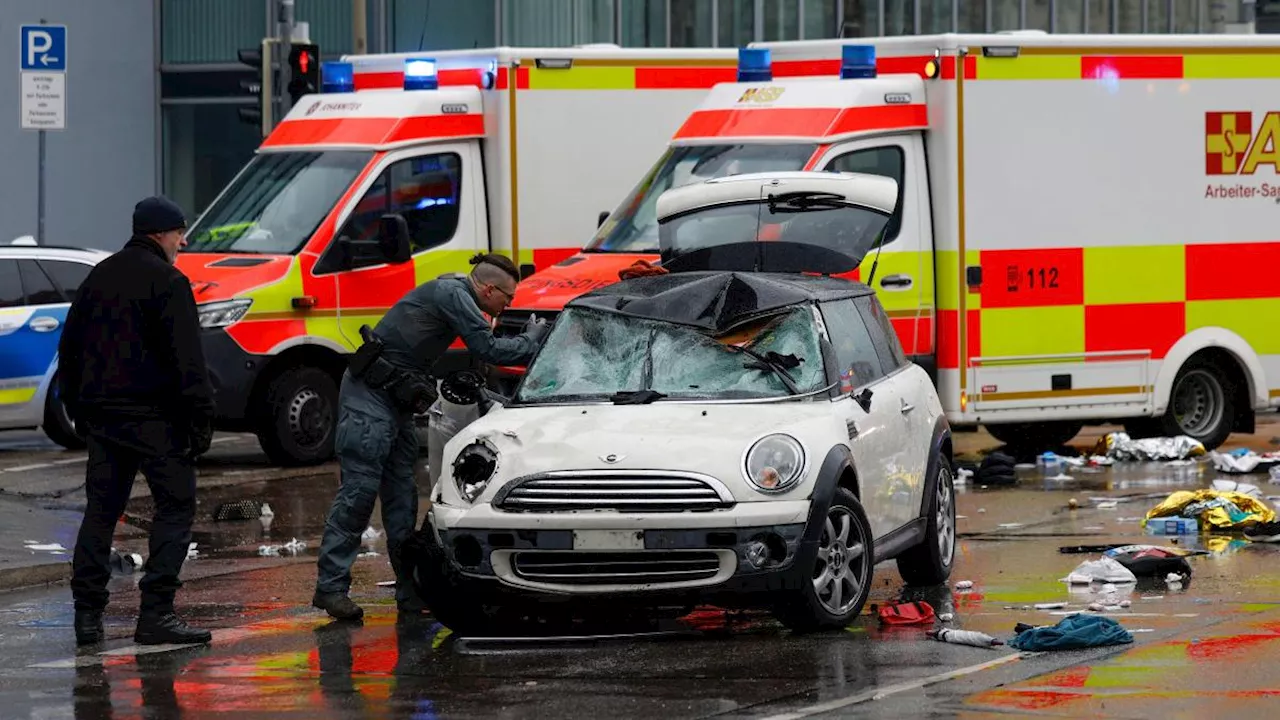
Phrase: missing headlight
[{"left": 453, "top": 439, "right": 499, "bottom": 503}]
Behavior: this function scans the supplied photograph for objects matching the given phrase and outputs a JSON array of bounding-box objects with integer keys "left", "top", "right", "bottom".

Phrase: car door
[
  {"left": 0, "top": 258, "right": 64, "bottom": 426},
  {"left": 819, "top": 297, "right": 912, "bottom": 540}
]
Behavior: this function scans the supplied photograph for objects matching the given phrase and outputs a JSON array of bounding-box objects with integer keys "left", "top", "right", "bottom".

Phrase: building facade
[{"left": 0, "top": 0, "right": 1253, "bottom": 250}]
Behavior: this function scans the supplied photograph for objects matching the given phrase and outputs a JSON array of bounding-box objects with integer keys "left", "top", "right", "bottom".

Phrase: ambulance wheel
[
  {"left": 985, "top": 421, "right": 1083, "bottom": 450},
  {"left": 258, "top": 366, "right": 338, "bottom": 466},
  {"left": 774, "top": 488, "right": 874, "bottom": 633},
  {"left": 1159, "top": 357, "right": 1235, "bottom": 450},
  {"left": 42, "top": 374, "right": 86, "bottom": 450}
]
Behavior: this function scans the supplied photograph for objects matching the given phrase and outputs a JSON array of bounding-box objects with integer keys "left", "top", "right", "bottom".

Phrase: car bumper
[
  {"left": 200, "top": 328, "right": 260, "bottom": 423},
  {"left": 429, "top": 501, "right": 816, "bottom": 600}
]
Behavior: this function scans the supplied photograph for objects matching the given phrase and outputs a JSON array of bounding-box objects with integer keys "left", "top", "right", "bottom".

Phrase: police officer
[
  {"left": 313, "top": 253, "right": 550, "bottom": 620},
  {"left": 60, "top": 196, "right": 216, "bottom": 646}
]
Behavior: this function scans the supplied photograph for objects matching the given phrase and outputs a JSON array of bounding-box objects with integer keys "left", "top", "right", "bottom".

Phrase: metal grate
[
  {"left": 494, "top": 471, "right": 734, "bottom": 513},
  {"left": 511, "top": 550, "right": 722, "bottom": 586}
]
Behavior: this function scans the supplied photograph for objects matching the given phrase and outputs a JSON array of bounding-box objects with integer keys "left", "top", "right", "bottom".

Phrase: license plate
[{"left": 572, "top": 529, "right": 644, "bottom": 551}]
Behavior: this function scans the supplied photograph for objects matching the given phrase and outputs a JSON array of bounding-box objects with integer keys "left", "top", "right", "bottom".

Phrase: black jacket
[{"left": 58, "top": 236, "right": 214, "bottom": 429}]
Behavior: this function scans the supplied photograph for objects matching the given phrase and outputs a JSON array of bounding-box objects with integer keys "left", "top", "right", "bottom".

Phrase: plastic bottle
[{"left": 929, "top": 628, "right": 1004, "bottom": 647}]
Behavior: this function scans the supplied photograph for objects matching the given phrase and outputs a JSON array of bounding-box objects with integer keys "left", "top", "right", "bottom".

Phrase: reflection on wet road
[{"left": 2, "top": 456, "right": 1280, "bottom": 718}]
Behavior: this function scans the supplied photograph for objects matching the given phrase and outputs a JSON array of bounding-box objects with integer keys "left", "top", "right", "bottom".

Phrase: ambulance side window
[
  {"left": 337, "top": 152, "right": 463, "bottom": 266},
  {"left": 824, "top": 147, "right": 905, "bottom": 242},
  {"left": 819, "top": 298, "right": 885, "bottom": 391}
]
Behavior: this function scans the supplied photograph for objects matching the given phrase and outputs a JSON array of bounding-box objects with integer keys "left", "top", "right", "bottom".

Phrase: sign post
[{"left": 20, "top": 22, "right": 67, "bottom": 246}]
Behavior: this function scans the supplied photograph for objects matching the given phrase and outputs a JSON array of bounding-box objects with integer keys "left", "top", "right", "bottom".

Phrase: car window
[
  {"left": 855, "top": 295, "right": 908, "bottom": 371},
  {"left": 40, "top": 259, "right": 92, "bottom": 301},
  {"left": 824, "top": 146, "right": 905, "bottom": 242},
  {"left": 818, "top": 299, "right": 884, "bottom": 390},
  {"left": 18, "top": 260, "right": 64, "bottom": 306},
  {"left": 0, "top": 260, "right": 21, "bottom": 308},
  {"left": 338, "top": 152, "right": 462, "bottom": 263}
]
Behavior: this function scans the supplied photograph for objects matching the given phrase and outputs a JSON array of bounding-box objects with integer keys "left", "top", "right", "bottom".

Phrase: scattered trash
[
  {"left": 361, "top": 527, "right": 382, "bottom": 541},
  {"left": 1009, "top": 614, "right": 1134, "bottom": 651},
  {"left": 1270, "top": 465, "right": 1280, "bottom": 483},
  {"left": 259, "top": 503, "right": 275, "bottom": 518},
  {"left": 978, "top": 451, "right": 1017, "bottom": 486},
  {"left": 977, "top": 508, "right": 987, "bottom": 514},
  {"left": 258, "top": 538, "right": 307, "bottom": 556},
  {"left": 1209, "top": 449, "right": 1280, "bottom": 475},
  {"left": 186, "top": 542, "right": 199, "bottom": 560},
  {"left": 109, "top": 549, "right": 143, "bottom": 574},
  {"left": 1165, "top": 572, "right": 1186, "bottom": 589},
  {"left": 1068, "top": 498, "right": 1079, "bottom": 509},
  {"left": 1093, "top": 432, "right": 1205, "bottom": 462},
  {"left": 928, "top": 628, "right": 1003, "bottom": 647},
  {"left": 1143, "top": 489, "right": 1276, "bottom": 533},
  {"left": 956, "top": 468, "right": 974, "bottom": 484},
  {"left": 1036, "top": 452, "right": 1065, "bottom": 476},
  {"left": 1103, "top": 544, "right": 1197, "bottom": 578},
  {"left": 1145, "top": 516, "right": 1199, "bottom": 535},
  {"left": 1244, "top": 521, "right": 1280, "bottom": 543},
  {"left": 1045, "top": 473, "right": 1075, "bottom": 482},
  {"left": 938, "top": 613, "right": 955, "bottom": 622},
  {"left": 1095, "top": 500, "right": 1119, "bottom": 510},
  {"left": 1141, "top": 595, "right": 1165, "bottom": 600},
  {"left": 1062, "top": 557, "right": 1138, "bottom": 585},
  {"left": 213, "top": 499, "right": 266, "bottom": 522},
  {"left": 879, "top": 601, "right": 935, "bottom": 625},
  {"left": 955, "top": 580, "right": 974, "bottom": 590},
  {"left": 1082, "top": 526, "right": 1106, "bottom": 531},
  {"left": 24, "top": 542, "right": 66, "bottom": 554},
  {"left": 1063, "top": 455, "right": 1114, "bottom": 468},
  {"left": 357, "top": 551, "right": 379, "bottom": 558},
  {"left": 997, "top": 523, "right": 1024, "bottom": 530},
  {"left": 1210, "top": 478, "right": 1263, "bottom": 497},
  {"left": 376, "top": 580, "right": 397, "bottom": 587},
  {"left": 1034, "top": 602, "right": 1067, "bottom": 610}
]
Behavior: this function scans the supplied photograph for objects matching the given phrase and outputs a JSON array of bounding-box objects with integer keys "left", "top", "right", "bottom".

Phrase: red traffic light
[{"left": 298, "top": 50, "right": 310, "bottom": 74}]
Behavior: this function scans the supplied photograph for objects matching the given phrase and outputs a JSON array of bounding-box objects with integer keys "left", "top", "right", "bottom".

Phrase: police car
[{"left": 0, "top": 239, "right": 110, "bottom": 449}]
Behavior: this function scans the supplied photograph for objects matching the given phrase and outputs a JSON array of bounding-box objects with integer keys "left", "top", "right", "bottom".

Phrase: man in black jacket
[{"left": 59, "top": 196, "right": 216, "bottom": 646}]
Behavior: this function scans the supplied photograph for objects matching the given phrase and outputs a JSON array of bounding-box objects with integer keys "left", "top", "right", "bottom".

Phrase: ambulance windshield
[
  {"left": 585, "top": 143, "right": 816, "bottom": 254},
  {"left": 183, "top": 150, "right": 374, "bottom": 255}
]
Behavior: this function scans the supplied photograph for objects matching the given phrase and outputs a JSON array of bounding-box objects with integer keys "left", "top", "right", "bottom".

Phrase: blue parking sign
[{"left": 20, "top": 25, "right": 66, "bottom": 72}]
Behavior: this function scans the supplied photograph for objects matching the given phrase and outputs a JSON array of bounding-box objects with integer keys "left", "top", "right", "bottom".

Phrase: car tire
[
  {"left": 896, "top": 458, "right": 957, "bottom": 587},
  {"left": 1157, "top": 357, "right": 1235, "bottom": 451},
  {"left": 984, "top": 421, "right": 1083, "bottom": 450},
  {"left": 774, "top": 487, "right": 875, "bottom": 633},
  {"left": 257, "top": 366, "right": 338, "bottom": 466},
  {"left": 42, "top": 375, "right": 86, "bottom": 450}
]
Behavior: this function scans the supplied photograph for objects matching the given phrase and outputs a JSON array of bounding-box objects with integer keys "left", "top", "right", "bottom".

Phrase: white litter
[
  {"left": 1095, "top": 500, "right": 1119, "bottom": 510},
  {"left": 1045, "top": 473, "right": 1075, "bottom": 482},
  {"left": 24, "top": 542, "right": 66, "bottom": 553},
  {"left": 997, "top": 523, "right": 1023, "bottom": 529},
  {"left": 1034, "top": 602, "right": 1067, "bottom": 610},
  {"left": 358, "top": 551, "right": 379, "bottom": 558},
  {"left": 977, "top": 508, "right": 987, "bottom": 513},
  {"left": 186, "top": 542, "right": 199, "bottom": 560},
  {"left": 258, "top": 538, "right": 307, "bottom": 556},
  {"left": 259, "top": 503, "right": 275, "bottom": 518},
  {"left": 956, "top": 468, "right": 974, "bottom": 483},
  {"left": 955, "top": 580, "right": 974, "bottom": 590},
  {"left": 1210, "top": 478, "right": 1262, "bottom": 497},
  {"left": 361, "top": 527, "right": 382, "bottom": 541},
  {"left": 1061, "top": 557, "right": 1138, "bottom": 585}
]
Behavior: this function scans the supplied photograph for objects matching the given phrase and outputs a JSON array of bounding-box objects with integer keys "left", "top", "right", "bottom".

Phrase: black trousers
[{"left": 71, "top": 422, "right": 197, "bottom": 615}]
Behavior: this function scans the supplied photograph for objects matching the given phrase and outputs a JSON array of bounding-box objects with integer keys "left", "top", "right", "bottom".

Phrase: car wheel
[
  {"left": 775, "top": 487, "right": 874, "bottom": 633},
  {"left": 984, "top": 421, "right": 1083, "bottom": 450},
  {"left": 42, "top": 375, "right": 86, "bottom": 450},
  {"left": 1158, "top": 358, "right": 1235, "bottom": 450},
  {"left": 257, "top": 366, "right": 337, "bottom": 466},
  {"left": 896, "top": 458, "right": 956, "bottom": 586}
]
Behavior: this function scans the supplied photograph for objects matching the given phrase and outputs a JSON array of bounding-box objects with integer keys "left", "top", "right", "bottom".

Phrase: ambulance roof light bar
[
  {"left": 737, "top": 48, "right": 771, "bottom": 82},
  {"left": 322, "top": 61, "right": 355, "bottom": 93},
  {"left": 840, "top": 45, "right": 876, "bottom": 79},
  {"left": 404, "top": 58, "right": 438, "bottom": 90}
]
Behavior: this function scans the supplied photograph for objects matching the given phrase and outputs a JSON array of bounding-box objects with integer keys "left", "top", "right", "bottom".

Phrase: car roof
[
  {"left": 567, "top": 270, "right": 875, "bottom": 334},
  {"left": 0, "top": 245, "right": 110, "bottom": 262}
]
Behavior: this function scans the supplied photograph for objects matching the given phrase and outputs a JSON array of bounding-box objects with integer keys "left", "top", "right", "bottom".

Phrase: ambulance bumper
[{"left": 200, "top": 328, "right": 258, "bottom": 423}]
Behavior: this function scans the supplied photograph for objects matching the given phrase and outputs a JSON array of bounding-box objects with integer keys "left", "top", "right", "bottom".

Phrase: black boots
[
  {"left": 133, "top": 612, "right": 212, "bottom": 645},
  {"left": 75, "top": 609, "right": 105, "bottom": 646},
  {"left": 312, "top": 591, "right": 365, "bottom": 620}
]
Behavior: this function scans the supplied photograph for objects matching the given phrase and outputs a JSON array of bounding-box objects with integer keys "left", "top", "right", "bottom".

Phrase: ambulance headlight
[
  {"left": 405, "top": 58, "right": 438, "bottom": 91},
  {"left": 322, "top": 61, "right": 355, "bottom": 93},
  {"left": 453, "top": 439, "right": 498, "bottom": 503},
  {"left": 197, "top": 299, "right": 253, "bottom": 329},
  {"left": 743, "top": 434, "right": 806, "bottom": 494}
]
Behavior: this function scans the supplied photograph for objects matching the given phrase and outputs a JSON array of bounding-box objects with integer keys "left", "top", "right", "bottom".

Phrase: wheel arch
[
  {"left": 1153, "top": 328, "right": 1266, "bottom": 415},
  {"left": 917, "top": 416, "right": 953, "bottom": 520},
  {"left": 248, "top": 342, "right": 349, "bottom": 416}
]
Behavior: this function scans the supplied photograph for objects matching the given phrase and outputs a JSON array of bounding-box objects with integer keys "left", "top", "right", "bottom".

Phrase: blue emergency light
[
  {"left": 737, "top": 48, "right": 772, "bottom": 82},
  {"left": 841, "top": 44, "right": 877, "bottom": 79},
  {"left": 404, "top": 58, "right": 439, "bottom": 90},
  {"left": 322, "top": 61, "right": 355, "bottom": 93}
]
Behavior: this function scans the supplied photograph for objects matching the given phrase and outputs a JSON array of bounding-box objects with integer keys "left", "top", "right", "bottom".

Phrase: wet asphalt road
[{"left": 2, "top": 436, "right": 1280, "bottom": 718}]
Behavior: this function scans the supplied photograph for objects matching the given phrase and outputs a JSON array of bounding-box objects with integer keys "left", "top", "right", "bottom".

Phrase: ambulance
[
  {"left": 177, "top": 45, "right": 738, "bottom": 465},
  {"left": 499, "top": 32, "right": 1280, "bottom": 451}
]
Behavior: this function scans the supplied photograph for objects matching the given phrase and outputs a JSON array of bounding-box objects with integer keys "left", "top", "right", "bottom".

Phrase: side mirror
[
  {"left": 519, "top": 262, "right": 536, "bottom": 280},
  {"left": 378, "top": 214, "right": 412, "bottom": 264},
  {"left": 854, "top": 387, "right": 873, "bottom": 413},
  {"left": 597, "top": 210, "right": 610, "bottom": 228}
]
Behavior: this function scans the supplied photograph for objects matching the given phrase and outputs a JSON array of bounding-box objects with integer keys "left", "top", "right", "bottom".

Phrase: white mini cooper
[{"left": 409, "top": 172, "right": 957, "bottom": 633}]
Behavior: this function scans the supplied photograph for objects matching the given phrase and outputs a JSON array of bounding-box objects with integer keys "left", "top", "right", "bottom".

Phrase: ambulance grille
[{"left": 493, "top": 470, "right": 735, "bottom": 513}]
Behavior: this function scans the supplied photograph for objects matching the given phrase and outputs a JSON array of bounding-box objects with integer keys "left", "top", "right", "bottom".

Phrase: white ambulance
[
  {"left": 511, "top": 33, "right": 1280, "bottom": 451},
  {"left": 177, "top": 46, "right": 737, "bottom": 465}
]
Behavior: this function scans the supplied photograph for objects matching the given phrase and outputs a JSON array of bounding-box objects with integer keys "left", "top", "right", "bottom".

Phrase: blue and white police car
[{"left": 0, "top": 238, "right": 110, "bottom": 449}]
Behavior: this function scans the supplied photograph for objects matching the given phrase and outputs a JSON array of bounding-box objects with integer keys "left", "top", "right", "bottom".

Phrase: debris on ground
[
  {"left": 1061, "top": 557, "right": 1137, "bottom": 585},
  {"left": 1244, "top": 521, "right": 1280, "bottom": 543},
  {"left": 928, "top": 628, "right": 1003, "bottom": 647},
  {"left": 1209, "top": 448, "right": 1280, "bottom": 475},
  {"left": 109, "top": 548, "right": 142, "bottom": 574},
  {"left": 1092, "top": 432, "right": 1206, "bottom": 462},
  {"left": 955, "top": 580, "right": 974, "bottom": 590},
  {"left": 1142, "top": 489, "right": 1276, "bottom": 533},
  {"left": 1062, "top": 455, "right": 1115, "bottom": 469},
  {"left": 976, "top": 451, "right": 1017, "bottom": 486},
  {"left": 1102, "top": 544, "right": 1197, "bottom": 577},
  {"left": 213, "top": 499, "right": 266, "bottom": 521},
  {"left": 23, "top": 541, "right": 66, "bottom": 554},
  {"left": 259, "top": 538, "right": 307, "bottom": 556},
  {"left": 186, "top": 542, "right": 199, "bottom": 560},
  {"left": 1008, "top": 614, "right": 1134, "bottom": 651},
  {"left": 878, "top": 601, "right": 935, "bottom": 625},
  {"left": 362, "top": 526, "right": 382, "bottom": 541},
  {"left": 1210, "top": 478, "right": 1262, "bottom": 497}
]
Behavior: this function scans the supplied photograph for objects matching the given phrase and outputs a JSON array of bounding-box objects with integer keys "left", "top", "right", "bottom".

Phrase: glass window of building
[
  {"left": 162, "top": 103, "right": 266, "bottom": 219},
  {"left": 718, "top": 0, "right": 756, "bottom": 46},
  {"left": 804, "top": 0, "right": 838, "bottom": 38},
  {"left": 1174, "top": 0, "right": 1199, "bottom": 30},
  {"left": 504, "top": 0, "right": 615, "bottom": 46},
  {"left": 841, "top": 0, "right": 881, "bottom": 35},
  {"left": 392, "top": 0, "right": 495, "bottom": 51},
  {"left": 671, "top": 0, "right": 717, "bottom": 45},
  {"left": 1087, "top": 0, "right": 1110, "bottom": 30},
  {"left": 1026, "top": 0, "right": 1051, "bottom": 28},
  {"left": 762, "top": 0, "right": 801, "bottom": 39},
  {"left": 990, "top": 0, "right": 1020, "bottom": 30},
  {"left": 1117, "top": 0, "right": 1144, "bottom": 31},
  {"left": 619, "top": 0, "right": 669, "bottom": 46},
  {"left": 1058, "top": 0, "right": 1086, "bottom": 31},
  {"left": 884, "top": 0, "right": 917, "bottom": 34},
  {"left": 1148, "top": 0, "right": 1172, "bottom": 30},
  {"left": 919, "top": 0, "right": 952, "bottom": 33}
]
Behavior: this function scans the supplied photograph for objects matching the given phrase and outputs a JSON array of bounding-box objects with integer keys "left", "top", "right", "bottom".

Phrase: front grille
[
  {"left": 493, "top": 471, "right": 734, "bottom": 513},
  {"left": 511, "top": 550, "right": 722, "bottom": 585},
  {"left": 494, "top": 309, "right": 559, "bottom": 340}
]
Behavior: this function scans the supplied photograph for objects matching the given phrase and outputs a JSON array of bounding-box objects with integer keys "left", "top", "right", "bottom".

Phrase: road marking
[
  {"left": 3, "top": 463, "right": 53, "bottom": 472},
  {"left": 51, "top": 457, "right": 84, "bottom": 465},
  {"left": 757, "top": 652, "right": 1031, "bottom": 720}
]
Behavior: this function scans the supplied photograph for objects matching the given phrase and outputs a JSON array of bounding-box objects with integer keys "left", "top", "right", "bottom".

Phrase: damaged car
[{"left": 406, "top": 171, "right": 956, "bottom": 633}]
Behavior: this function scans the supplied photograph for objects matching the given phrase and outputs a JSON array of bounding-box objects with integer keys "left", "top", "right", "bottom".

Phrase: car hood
[
  {"left": 441, "top": 401, "right": 845, "bottom": 503},
  {"left": 175, "top": 253, "right": 295, "bottom": 304},
  {"left": 510, "top": 252, "right": 659, "bottom": 312}
]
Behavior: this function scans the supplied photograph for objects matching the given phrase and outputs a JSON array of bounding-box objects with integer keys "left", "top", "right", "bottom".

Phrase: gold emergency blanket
[{"left": 1143, "top": 489, "right": 1276, "bottom": 532}]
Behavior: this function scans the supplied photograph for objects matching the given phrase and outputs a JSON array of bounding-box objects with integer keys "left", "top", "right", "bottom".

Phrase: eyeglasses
[{"left": 489, "top": 284, "right": 515, "bottom": 302}]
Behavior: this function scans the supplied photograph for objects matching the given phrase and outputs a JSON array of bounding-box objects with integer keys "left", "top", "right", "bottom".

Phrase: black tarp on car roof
[{"left": 566, "top": 271, "right": 873, "bottom": 335}]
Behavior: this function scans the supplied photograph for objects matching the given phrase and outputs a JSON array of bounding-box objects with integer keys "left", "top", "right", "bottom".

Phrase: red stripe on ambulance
[
  {"left": 1084, "top": 302, "right": 1184, "bottom": 360},
  {"left": 634, "top": 67, "right": 738, "bottom": 89},
  {"left": 978, "top": 248, "right": 1084, "bottom": 309},
  {"left": 262, "top": 114, "right": 485, "bottom": 148},
  {"left": 1186, "top": 242, "right": 1280, "bottom": 301},
  {"left": 673, "top": 104, "right": 926, "bottom": 140},
  {"left": 1081, "top": 56, "right": 1183, "bottom": 80}
]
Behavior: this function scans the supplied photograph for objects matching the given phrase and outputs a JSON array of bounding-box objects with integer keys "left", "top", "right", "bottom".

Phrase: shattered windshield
[
  {"left": 516, "top": 306, "right": 827, "bottom": 403},
  {"left": 183, "top": 151, "right": 373, "bottom": 255},
  {"left": 585, "top": 143, "right": 817, "bottom": 254}
]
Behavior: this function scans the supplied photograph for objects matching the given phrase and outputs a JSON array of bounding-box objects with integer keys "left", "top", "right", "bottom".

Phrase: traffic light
[
  {"left": 287, "top": 43, "right": 321, "bottom": 104},
  {"left": 237, "top": 40, "right": 277, "bottom": 136}
]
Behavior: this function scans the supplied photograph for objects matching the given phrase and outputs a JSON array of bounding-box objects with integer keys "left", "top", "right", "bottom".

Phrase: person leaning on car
[
  {"left": 312, "top": 252, "right": 551, "bottom": 621},
  {"left": 59, "top": 195, "right": 216, "bottom": 647}
]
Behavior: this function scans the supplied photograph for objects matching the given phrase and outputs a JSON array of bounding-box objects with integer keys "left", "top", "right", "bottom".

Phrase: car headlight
[
  {"left": 743, "top": 434, "right": 806, "bottom": 494},
  {"left": 453, "top": 439, "right": 499, "bottom": 503},
  {"left": 197, "top": 298, "right": 253, "bottom": 329}
]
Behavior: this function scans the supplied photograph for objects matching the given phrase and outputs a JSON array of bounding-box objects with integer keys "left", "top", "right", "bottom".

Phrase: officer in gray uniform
[{"left": 312, "top": 253, "right": 549, "bottom": 620}]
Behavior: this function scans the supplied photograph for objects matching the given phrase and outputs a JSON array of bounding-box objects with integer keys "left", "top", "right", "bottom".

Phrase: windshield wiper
[
  {"left": 729, "top": 346, "right": 804, "bottom": 395},
  {"left": 767, "top": 191, "right": 849, "bottom": 214},
  {"left": 611, "top": 390, "right": 667, "bottom": 405}
]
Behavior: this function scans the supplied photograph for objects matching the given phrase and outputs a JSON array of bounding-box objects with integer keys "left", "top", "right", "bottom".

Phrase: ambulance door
[
  {"left": 318, "top": 141, "right": 487, "bottom": 347},
  {"left": 811, "top": 134, "right": 933, "bottom": 377}
]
